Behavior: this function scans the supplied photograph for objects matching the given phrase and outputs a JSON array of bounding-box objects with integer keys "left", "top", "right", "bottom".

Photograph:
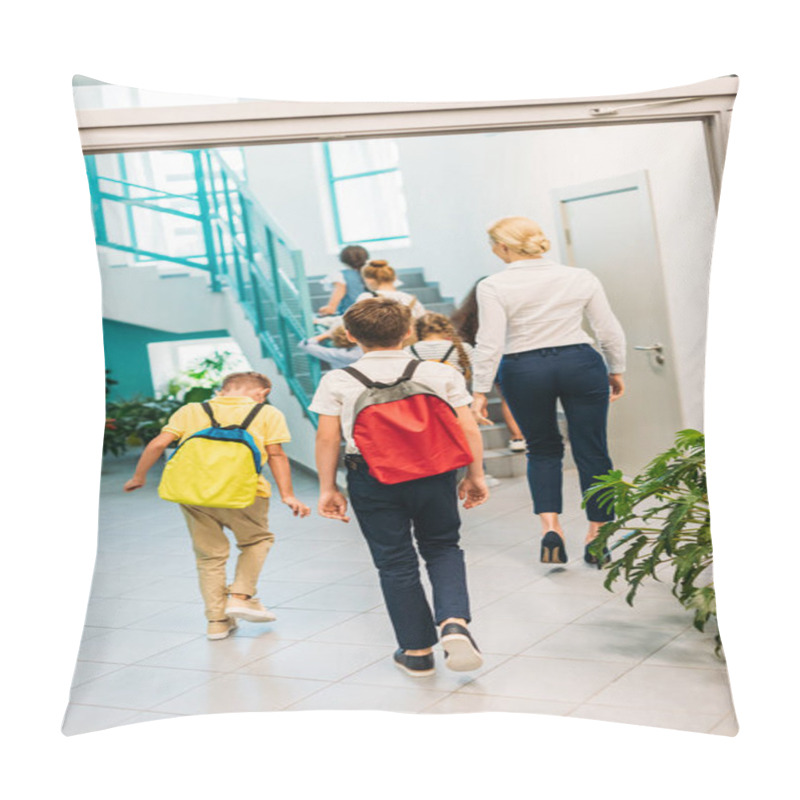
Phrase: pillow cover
[{"left": 64, "top": 76, "right": 738, "bottom": 736}]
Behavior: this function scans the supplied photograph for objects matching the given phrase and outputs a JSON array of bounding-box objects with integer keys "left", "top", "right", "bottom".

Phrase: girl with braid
[{"left": 406, "top": 313, "right": 474, "bottom": 382}]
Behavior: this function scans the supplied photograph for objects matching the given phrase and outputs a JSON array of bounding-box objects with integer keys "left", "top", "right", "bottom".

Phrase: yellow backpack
[{"left": 158, "top": 402, "right": 267, "bottom": 508}]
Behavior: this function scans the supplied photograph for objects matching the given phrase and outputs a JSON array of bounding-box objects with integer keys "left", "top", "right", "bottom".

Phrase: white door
[{"left": 552, "top": 171, "right": 682, "bottom": 474}]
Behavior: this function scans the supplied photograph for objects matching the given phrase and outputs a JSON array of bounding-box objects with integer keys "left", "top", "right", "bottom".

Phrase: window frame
[
  {"left": 321, "top": 140, "right": 410, "bottom": 247},
  {"left": 75, "top": 76, "right": 737, "bottom": 210}
]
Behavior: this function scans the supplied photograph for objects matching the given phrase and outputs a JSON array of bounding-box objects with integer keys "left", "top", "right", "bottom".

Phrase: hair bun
[
  {"left": 524, "top": 234, "right": 551, "bottom": 255},
  {"left": 369, "top": 259, "right": 389, "bottom": 267}
]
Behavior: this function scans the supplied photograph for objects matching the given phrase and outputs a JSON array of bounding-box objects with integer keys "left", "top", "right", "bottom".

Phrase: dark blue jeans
[
  {"left": 346, "top": 460, "right": 471, "bottom": 650},
  {"left": 498, "top": 344, "right": 614, "bottom": 522}
]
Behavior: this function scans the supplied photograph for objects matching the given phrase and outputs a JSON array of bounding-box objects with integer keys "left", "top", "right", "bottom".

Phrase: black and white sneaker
[
  {"left": 440, "top": 623, "right": 483, "bottom": 672},
  {"left": 393, "top": 649, "right": 436, "bottom": 677}
]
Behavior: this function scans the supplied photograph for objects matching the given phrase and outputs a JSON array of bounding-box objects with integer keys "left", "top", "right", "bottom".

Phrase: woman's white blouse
[{"left": 472, "top": 258, "right": 626, "bottom": 393}]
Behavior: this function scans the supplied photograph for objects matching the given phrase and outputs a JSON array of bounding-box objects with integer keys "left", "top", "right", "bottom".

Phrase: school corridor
[{"left": 63, "top": 453, "right": 737, "bottom": 736}]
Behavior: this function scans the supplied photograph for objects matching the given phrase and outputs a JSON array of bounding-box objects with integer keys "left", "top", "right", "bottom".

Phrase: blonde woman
[
  {"left": 356, "top": 260, "right": 426, "bottom": 319},
  {"left": 471, "top": 217, "right": 626, "bottom": 565}
]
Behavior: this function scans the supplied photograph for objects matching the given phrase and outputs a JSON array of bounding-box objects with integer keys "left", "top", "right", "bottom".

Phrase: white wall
[
  {"left": 398, "top": 122, "right": 716, "bottom": 427},
  {"left": 100, "top": 262, "right": 228, "bottom": 332},
  {"left": 243, "top": 121, "right": 717, "bottom": 428}
]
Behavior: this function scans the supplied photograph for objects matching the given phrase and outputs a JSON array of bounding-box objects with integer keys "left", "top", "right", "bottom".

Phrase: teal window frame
[{"left": 321, "top": 141, "right": 410, "bottom": 247}]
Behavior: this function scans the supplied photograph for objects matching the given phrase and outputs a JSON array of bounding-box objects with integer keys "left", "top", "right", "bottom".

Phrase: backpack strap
[
  {"left": 401, "top": 359, "right": 421, "bottom": 380},
  {"left": 342, "top": 366, "right": 375, "bottom": 388},
  {"left": 201, "top": 402, "right": 220, "bottom": 428},
  {"left": 239, "top": 402, "right": 267, "bottom": 430},
  {"left": 410, "top": 345, "right": 422, "bottom": 360},
  {"left": 440, "top": 344, "right": 456, "bottom": 363},
  {"left": 343, "top": 359, "right": 420, "bottom": 390}
]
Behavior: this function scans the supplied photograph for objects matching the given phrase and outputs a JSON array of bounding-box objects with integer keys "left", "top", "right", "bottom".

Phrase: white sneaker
[
  {"left": 485, "top": 474, "right": 502, "bottom": 487},
  {"left": 509, "top": 439, "right": 527, "bottom": 452},
  {"left": 207, "top": 617, "right": 238, "bottom": 640},
  {"left": 224, "top": 596, "right": 277, "bottom": 623}
]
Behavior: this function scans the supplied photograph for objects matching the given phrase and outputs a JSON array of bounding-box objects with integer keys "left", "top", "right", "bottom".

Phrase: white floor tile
[
  {"left": 242, "top": 640, "right": 393, "bottom": 681},
  {"left": 424, "top": 693, "right": 577, "bottom": 716},
  {"left": 642, "top": 627, "right": 729, "bottom": 669},
  {"left": 709, "top": 712, "right": 739, "bottom": 736},
  {"left": 342, "top": 651, "right": 511, "bottom": 693},
  {"left": 576, "top": 593, "right": 697, "bottom": 631},
  {"left": 334, "top": 568, "right": 381, "bottom": 587},
  {"left": 89, "top": 572, "right": 162, "bottom": 599},
  {"left": 310, "top": 612, "right": 398, "bottom": 647},
  {"left": 120, "top": 711, "right": 186, "bottom": 728},
  {"left": 458, "top": 655, "right": 632, "bottom": 704},
  {"left": 118, "top": 576, "right": 205, "bottom": 603},
  {"left": 68, "top": 457, "right": 736, "bottom": 736},
  {"left": 254, "top": 580, "right": 328, "bottom": 605},
  {"left": 522, "top": 622, "right": 678, "bottom": 663},
  {"left": 588, "top": 663, "right": 736, "bottom": 716},
  {"left": 139, "top": 631, "right": 294, "bottom": 672},
  {"left": 127, "top": 603, "right": 213, "bottom": 634},
  {"left": 153, "top": 673, "right": 326, "bottom": 714},
  {"left": 480, "top": 590, "right": 613, "bottom": 625},
  {"left": 244, "top": 607, "right": 359, "bottom": 639},
  {"left": 62, "top": 703, "right": 140, "bottom": 736},
  {"left": 279, "top": 583, "right": 384, "bottom": 612},
  {"left": 70, "top": 660, "right": 126, "bottom": 687},
  {"left": 285, "top": 682, "right": 448, "bottom": 713},
  {"left": 260, "top": 558, "right": 369, "bottom": 584},
  {"left": 464, "top": 564, "right": 542, "bottom": 593},
  {"left": 83, "top": 597, "right": 179, "bottom": 628},
  {"left": 467, "top": 617, "right": 564, "bottom": 656},
  {"left": 77, "top": 627, "right": 199, "bottom": 664},
  {"left": 69, "top": 664, "right": 216, "bottom": 710}
]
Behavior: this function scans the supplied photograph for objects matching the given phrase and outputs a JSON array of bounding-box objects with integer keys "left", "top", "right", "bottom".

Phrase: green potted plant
[
  {"left": 583, "top": 429, "right": 717, "bottom": 644},
  {"left": 103, "top": 395, "right": 182, "bottom": 456},
  {"left": 166, "top": 349, "right": 241, "bottom": 403}
]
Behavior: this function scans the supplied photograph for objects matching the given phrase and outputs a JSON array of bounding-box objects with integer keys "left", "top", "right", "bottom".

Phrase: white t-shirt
[
  {"left": 355, "top": 289, "right": 425, "bottom": 318},
  {"left": 309, "top": 350, "right": 473, "bottom": 454},
  {"left": 404, "top": 340, "right": 474, "bottom": 375}
]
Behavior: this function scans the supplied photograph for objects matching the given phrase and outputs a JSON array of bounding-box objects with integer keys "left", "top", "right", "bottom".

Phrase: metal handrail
[{"left": 85, "top": 149, "right": 320, "bottom": 422}]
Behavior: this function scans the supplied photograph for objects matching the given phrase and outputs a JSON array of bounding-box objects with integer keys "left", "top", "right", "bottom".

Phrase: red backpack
[{"left": 343, "top": 359, "right": 473, "bottom": 484}]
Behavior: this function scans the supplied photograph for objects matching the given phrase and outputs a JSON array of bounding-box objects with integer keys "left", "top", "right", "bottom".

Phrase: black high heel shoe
[
  {"left": 541, "top": 531, "right": 568, "bottom": 564},
  {"left": 584, "top": 541, "right": 610, "bottom": 567}
]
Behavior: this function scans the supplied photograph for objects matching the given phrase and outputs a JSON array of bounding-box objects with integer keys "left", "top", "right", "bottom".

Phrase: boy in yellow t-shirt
[{"left": 124, "top": 371, "right": 310, "bottom": 640}]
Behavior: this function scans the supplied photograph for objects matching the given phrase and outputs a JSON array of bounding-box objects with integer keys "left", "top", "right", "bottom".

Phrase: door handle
[{"left": 634, "top": 343, "right": 665, "bottom": 365}]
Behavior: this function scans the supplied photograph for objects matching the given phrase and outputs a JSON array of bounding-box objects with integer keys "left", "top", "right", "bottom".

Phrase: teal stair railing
[{"left": 85, "top": 149, "right": 321, "bottom": 422}]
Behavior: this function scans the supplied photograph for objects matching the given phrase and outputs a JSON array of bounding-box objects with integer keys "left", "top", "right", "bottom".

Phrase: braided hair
[{"left": 414, "top": 313, "right": 472, "bottom": 381}]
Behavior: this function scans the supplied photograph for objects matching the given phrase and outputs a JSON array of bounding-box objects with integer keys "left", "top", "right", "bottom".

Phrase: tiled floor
[{"left": 62, "top": 454, "right": 737, "bottom": 736}]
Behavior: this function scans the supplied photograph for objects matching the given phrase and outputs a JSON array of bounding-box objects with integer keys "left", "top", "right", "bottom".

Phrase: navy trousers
[
  {"left": 498, "top": 343, "right": 614, "bottom": 522},
  {"left": 346, "top": 460, "right": 471, "bottom": 650}
]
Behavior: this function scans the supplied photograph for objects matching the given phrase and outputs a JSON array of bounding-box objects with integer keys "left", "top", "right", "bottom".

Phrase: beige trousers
[{"left": 180, "top": 497, "right": 274, "bottom": 621}]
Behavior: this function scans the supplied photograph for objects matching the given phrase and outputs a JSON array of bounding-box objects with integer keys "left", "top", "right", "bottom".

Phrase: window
[{"left": 322, "top": 140, "right": 410, "bottom": 247}]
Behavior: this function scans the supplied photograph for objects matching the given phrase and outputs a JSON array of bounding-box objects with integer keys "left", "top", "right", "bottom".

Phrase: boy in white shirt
[{"left": 310, "top": 297, "right": 489, "bottom": 676}]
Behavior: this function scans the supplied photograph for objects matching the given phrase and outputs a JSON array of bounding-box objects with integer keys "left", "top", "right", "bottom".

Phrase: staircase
[
  {"left": 86, "top": 148, "right": 321, "bottom": 420},
  {"left": 87, "top": 148, "right": 558, "bottom": 480},
  {"left": 306, "top": 267, "right": 456, "bottom": 320}
]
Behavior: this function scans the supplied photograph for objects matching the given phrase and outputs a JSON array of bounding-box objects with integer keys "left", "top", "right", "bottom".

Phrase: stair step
[
  {"left": 482, "top": 449, "right": 527, "bottom": 479},
  {"left": 425, "top": 301, "right": 456, "bottom": 316},
  {"left": 480, "top": 423, "right": 516, "bottom": 451},
  {"left": 394, "top": 269, "right": 427, "bottom": 288}
]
